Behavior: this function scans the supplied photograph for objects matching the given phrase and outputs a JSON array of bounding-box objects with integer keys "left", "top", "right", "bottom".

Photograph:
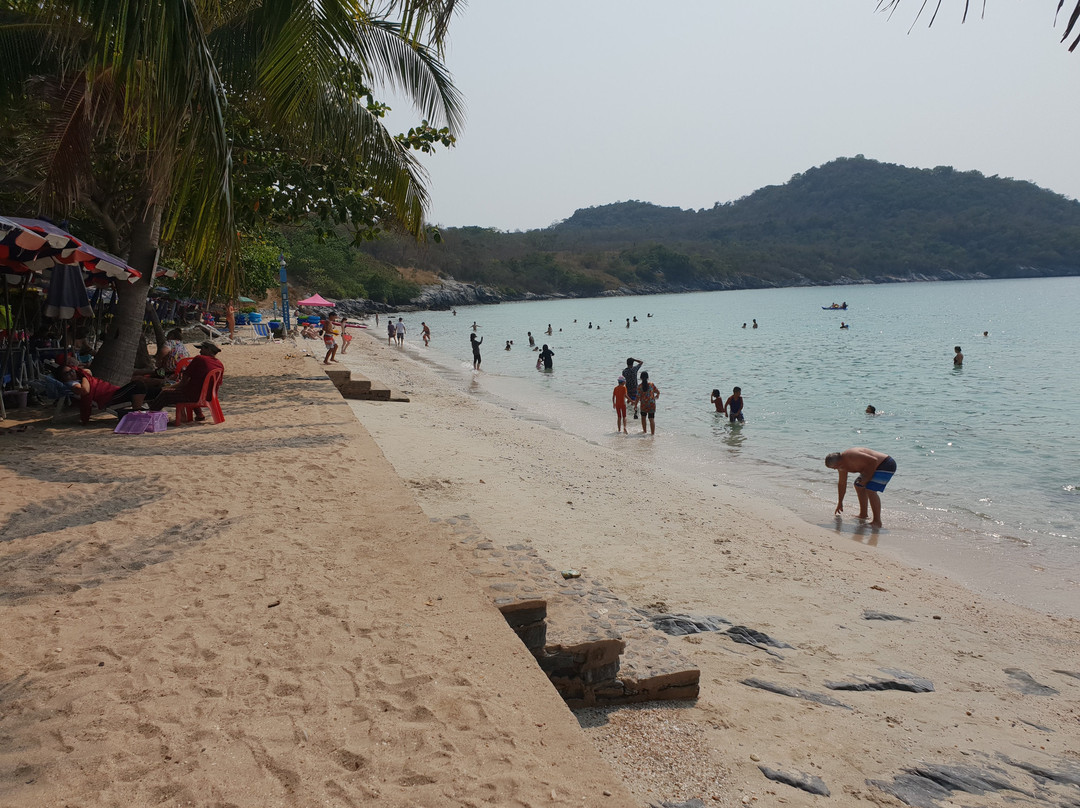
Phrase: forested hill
[{"left": 359, "top": 156, "right": 1080, "bottom": 299}]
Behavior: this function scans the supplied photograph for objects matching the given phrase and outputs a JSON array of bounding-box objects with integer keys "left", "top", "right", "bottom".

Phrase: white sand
[{"left": 342, "top": 329, "right": 1080, "bottom": 806}]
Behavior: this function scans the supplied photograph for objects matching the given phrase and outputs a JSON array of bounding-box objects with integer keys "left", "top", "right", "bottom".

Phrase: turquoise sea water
[{"left": 400, "top": 278, "right": 1080, "bottom": 616}]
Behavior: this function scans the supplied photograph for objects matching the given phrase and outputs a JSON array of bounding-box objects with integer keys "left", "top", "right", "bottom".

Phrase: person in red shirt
[
  {"left": 148, "top": 341, "right": 224, "bottom": 421},
  {"left": 72, "top": 366, "right": 148, "bottom": 425},
  {"left": 612, "top": 377, "right": 628, "bottom": 434}
]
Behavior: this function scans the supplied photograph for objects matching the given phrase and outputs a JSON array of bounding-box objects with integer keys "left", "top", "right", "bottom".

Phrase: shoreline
[{"left": 342, "top": 328, "right": 1080, "bottom": 806}]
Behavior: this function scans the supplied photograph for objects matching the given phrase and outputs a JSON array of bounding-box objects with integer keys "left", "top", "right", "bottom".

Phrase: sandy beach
[
  {"left": 339, "top": 329, "right": 1080, "bottom": 806},
  {"left": 2, "top": 334, "right": 1079, "bottom": 807},
  {"left": 0, "top": 344, "right": 636, "bottom": 807}
]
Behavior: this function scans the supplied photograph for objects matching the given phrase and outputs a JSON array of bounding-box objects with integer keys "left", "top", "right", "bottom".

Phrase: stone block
[{"left": 324, "top": 369, "right": 351, "bottom": 388}]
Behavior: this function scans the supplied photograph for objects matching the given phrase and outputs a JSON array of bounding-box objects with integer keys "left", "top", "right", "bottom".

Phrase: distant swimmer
[
  {"left": 471, "top": 321, "right": 479, "bottom": 332},
  {"left": 954, "top": 346, "right": 964, "bottom": 365},
  {"left": 742, "top": 323, "right": 747, "bottom": 329},
  {"left": 825, "top": 447, "right": 897, "bottom": 528},
  {"left": 613, "top": 377, "right": 629, "bottom": 434},
  {"left": 539, "top": 344, "right": 555, "bottom": 370},
  {"left": 983, "top": 331, "right": 989, "bottom": 337},
  {"left": 840, "top": 321, "right": 849, "bottom": 329},
  {"left": 637, "top": 371, "right": 659, "bottom": 435},
  {"left": 546, "top": 324, "right": 553, "bottom": 335},
  {"left": 752, "top": 319, "right": 758, "bottom": 329},
  {"left": 528, "top": 331, "right": 535, "bottom": 347},
  {"left": 505, "top": 340, "right": 512, "bottom": 351},
  {"left": 865, "top": 405, "right": 877, "bottom": 414},
  {"left": 711, "top": 389, "right": 726, "bottom": 414},
  {"left": 452, "top": 309, "right": 457, "bottom": 315},
  {"left": 588, "top": 322, "right": 592, "bottom": 329},
  {"left": 632, "top": 316, "right": 638, "bottom": 322},
  {"left": 470, "top": 333, "right": 483, "bottom": 369},
  {"left": 626, "top": 318, "right": 630, "bottom": 328},
  {"left": 725, "top": 386, "right": 744, "bottom": 423}
]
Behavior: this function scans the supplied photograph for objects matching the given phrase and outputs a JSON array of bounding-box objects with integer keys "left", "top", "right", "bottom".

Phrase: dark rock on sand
[
  {"left": 1003, "top": 668, "right": 1060, "bottom": 696},
  {"left": 1052, "top": 669, "right": 1080, "bottom": 681},
  {"left": 725, "top": 625, "right": 792, "bottom": 649},
  {"left": 758, "top": 766, "right": 831, "bottom": 796},
  {"left": 869, "top": 751, "right": 1080, "bottom": 807},
  {"left": 863, "top": 609, "right": 914, "bottom": 622},
  {"left": 649, "top": 800, "right": 705, "bottom": 808},
  {"left": 740, "top": 677, "right": 851, "bottom": 709},
  {"left": 640, "top": 611, "right": 732, "bottom": 636},
  {"left": 826, "top": 668, "right": 934, "bottom": 693}
]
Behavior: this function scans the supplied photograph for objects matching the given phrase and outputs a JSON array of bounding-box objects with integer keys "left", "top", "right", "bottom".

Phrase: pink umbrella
[{"left": 297, "top": 293, "right": 334, "bottom": 306}]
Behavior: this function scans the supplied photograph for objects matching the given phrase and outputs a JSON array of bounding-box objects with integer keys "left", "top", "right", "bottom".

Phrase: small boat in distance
[{"left": 822, "top": 302, "right": 848, "bottom": 310}]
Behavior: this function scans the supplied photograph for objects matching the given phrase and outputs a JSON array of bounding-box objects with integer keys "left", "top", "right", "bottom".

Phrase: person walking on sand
[
  {"left": 470, "top": 333, "right": 483, "bottom": 370},
  {"left": 386, "top": 319, "right": 395, "bottom": 346},
  {"left": 825, "top": 447, "right": 897, "bottom": 528},
  {"left": 613, "top": 377, "right": 629, "bottom": 433},
  {"left": 711, "top": 389, "right": 726, "bottom": 414},
  {"left": 539, "top": 344, "right": 555, "bottom": 370},
  {"left": 637, "top": 371, "right": 659, "bottom": 434},
  {"left": 954, "top": 345, "right": 963, "bottom": 365},
  {"left": 421, "top": 322, "right": 431, "bottom": 346},
  {"left": 395, "top": 317, "right": 406, "bottom": 346},
  {"left": 322, "top": 313, "right": 340, "bottom": 364},
  {"left": 725, "top": 386, "right": 744, "bottom": 423}
]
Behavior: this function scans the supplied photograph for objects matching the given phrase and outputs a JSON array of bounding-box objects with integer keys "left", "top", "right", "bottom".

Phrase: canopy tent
[{"left": 297, "top": 293, "right": 334, "bottom": 306}]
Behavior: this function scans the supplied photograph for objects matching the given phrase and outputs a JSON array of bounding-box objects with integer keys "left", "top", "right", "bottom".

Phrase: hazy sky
[{"left": 380, "top": 1, "right": 1080, "bottom": 232}]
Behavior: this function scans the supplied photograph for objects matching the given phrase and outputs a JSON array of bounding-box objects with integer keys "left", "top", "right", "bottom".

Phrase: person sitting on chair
[
  {"left": 148, "top": 341, "right": 223, "bottom": 421},
  {"left": 69, "top": 361, "right": 149, "bottom": 425}
]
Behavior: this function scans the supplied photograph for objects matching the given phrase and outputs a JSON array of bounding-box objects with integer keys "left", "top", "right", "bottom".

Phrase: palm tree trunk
[{"left": 91, "top": 201, "right": 161, "bottom": 385}]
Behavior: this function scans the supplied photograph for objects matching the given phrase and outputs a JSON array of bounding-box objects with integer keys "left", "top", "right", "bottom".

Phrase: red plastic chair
[
  {"left": 175, "top": 367, "right": 225, "bottom": 424},
  {"left": 173, "top": 356, "right": 193, "bottom": 374}
]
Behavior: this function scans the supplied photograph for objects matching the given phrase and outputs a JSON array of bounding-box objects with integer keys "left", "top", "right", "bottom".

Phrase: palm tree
[
  {"left": 0, "top": 0, "right": 463, "bottom": 384},
  {"left": 876, "top": 1, "right": 1080, "bottom": 51}
]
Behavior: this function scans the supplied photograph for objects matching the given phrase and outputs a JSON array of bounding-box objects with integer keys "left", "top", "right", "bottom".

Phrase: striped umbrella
[{"left": 0, "top": 217, "right": 140, "bottom": 282}]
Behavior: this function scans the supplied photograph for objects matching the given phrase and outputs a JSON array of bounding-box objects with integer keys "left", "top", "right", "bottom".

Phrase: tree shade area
[{"left": 357, "top": 156, "right": 1080, "bottom": 297}]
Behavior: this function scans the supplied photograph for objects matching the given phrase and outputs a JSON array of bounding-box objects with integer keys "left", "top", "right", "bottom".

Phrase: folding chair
[
  {"left": 250, "top": 322, "right": 271, "bottom": 343},
  {"left": 175, "top": 367, "right": 225, "bottom": 424}
]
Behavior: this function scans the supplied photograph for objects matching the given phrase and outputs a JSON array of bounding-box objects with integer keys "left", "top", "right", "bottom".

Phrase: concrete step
[{"left": 435, "top": 517, "right": 700, "bottom": 708}]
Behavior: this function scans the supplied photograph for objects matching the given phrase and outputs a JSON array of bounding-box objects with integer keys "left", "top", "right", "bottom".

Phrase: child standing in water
[
  {"left": 725, "top": 386, "right": 745, "bottom": 423},
  {"left": 637, "top": 371, "right": 660, "bottom": 435},
  {"left": 711, "top": 389, "right": 726, "bottom": 414},
  {"left": 613, "top": 377, "right": 629, "bottom": 434}
]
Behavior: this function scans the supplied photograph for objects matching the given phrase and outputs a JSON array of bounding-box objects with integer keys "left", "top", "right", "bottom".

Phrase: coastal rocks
[
  {"left": 638, "top": 611, "right": 732, "bottom": 636},
  {"left": 825, "top": 669, "right": 934, "bottom": 694},
  {"left": 1003, "top": 668, "right": 1059, "bottom": 696},
  {"left": 871, "top": 753, "right": 1080, "bottom": 807},
  {"left": 411, "top": 279, "right": 508, "bottom": 309},
  {"left": 758, "top": 766, "right": 831, "bottom": 797},
  {"left": 739, "top": 678, "right": 851, "bottom": 709},
  {"left": 725, "top": 625, "right": 792, "bottom": 653}
]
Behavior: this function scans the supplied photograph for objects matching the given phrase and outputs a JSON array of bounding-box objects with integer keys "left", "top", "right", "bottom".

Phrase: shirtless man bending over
[{"left": 825, "top": 447, "right": 897, "bottom": 528}]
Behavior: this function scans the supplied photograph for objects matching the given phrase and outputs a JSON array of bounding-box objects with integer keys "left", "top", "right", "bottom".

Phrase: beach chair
[
  {"left": 175, "top": 367, "right": 225, "bottom": 425},
  {"left": 250, "top": 322, "right": 271, "bottom": 343}
]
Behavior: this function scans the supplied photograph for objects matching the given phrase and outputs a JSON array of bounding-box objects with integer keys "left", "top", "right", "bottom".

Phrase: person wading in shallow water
[
  {"left": 825, "top": 447, "right": 897, "bottom": 528},
  {"left": 470, "top": 333, "right": 483, "bottom": 370},
  {"left": 538, "top": 344, "right": 555, "bottom": 370}
]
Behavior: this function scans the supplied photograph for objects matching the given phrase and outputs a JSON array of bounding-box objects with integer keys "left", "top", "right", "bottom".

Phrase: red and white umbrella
[{"left": 0, "top": 217, "right": 140, "bottom": 282}]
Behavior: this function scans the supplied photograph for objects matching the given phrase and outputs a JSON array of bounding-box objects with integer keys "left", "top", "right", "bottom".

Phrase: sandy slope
[
  {"left": 342, "top": 329, "right": 1080, "bottom": 807},
  {"left": 0, "top": 344, "right": 636, "bottom": 807}
]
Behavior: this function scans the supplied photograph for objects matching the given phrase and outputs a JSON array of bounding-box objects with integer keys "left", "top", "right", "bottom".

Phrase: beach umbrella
[
  {"left": 0, "top": 218, "right": 140, "bottom": 282},
  {"left": 297, "top": 293, "right": 334, "bottom": 306},
  {"left": 238, "top": 296, "right": 255, "bottom": 303},
  {"left": 44, "top": 264, "right": 93, "bottom": 319}
]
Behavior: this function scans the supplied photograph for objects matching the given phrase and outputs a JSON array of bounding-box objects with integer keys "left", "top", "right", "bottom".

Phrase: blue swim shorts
[{"left": 857, "top": 456, "right": 897, "bottom": 493}]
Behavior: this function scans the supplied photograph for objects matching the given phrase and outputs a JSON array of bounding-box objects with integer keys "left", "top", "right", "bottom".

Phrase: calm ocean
[{"left": 399, "top": 278, "right": 1080, "bottom": 617}]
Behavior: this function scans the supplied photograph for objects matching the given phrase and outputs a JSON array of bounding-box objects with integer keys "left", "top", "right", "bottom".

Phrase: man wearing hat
[{"left": 148, "top": 341, "right": 223, "bottom": 421}]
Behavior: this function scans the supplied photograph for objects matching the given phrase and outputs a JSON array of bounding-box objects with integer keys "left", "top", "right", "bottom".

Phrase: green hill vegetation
[{"left": 354, "top": 156, "right": 1080, "bottom": 298}]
